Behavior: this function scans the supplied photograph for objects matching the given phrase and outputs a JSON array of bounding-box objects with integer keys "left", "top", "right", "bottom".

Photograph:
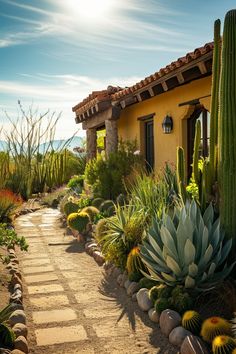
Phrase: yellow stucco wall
[{"left": 117, "top": 76, "right": 212, "bottom": 172}]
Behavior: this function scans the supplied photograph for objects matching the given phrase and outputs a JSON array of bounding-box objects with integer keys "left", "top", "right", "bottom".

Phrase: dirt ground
[{"left": 0, "top": 262, "right": 11, "bottom": 309}]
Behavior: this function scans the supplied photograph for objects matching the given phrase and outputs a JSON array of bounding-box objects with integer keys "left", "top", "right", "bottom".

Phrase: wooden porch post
[
  {"left": 86, "top": 128, "right": 97, "bottom": 160},
  {"left": 105, "top": 119, "right": 118, "bottom": 156}
]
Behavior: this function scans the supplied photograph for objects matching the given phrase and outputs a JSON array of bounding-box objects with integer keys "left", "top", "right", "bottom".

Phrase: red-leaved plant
[{"left": 0, "top": 189, "right": 22, "bottom": 222}]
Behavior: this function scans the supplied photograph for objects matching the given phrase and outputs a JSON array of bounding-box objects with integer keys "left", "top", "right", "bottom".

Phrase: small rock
[
  {"left": 127, "top": 282, "right": 140, "bottom": 296},
  {"left": 148, "top": 308, "right": 159, "bottom": 323},
  {"left": 14, "top": 336, "right": 28, "bottom": 353},
  {"left": 9, "top": 310, "right": 26, "bottom": 326},
  {"left": 136, "top": 288, "right": 153, "bottom": 311},
  {"left": 14, "top": 284, "right": 22, "bottom": 292},
  {"left": 169, "top": 326, "right": 192, "bottom": 347},
  {"left": 181, "top": 335, "right": 209, "bottom": 354},
  {"left": 117, "top": 274, "right": 123, "bottom": 286},
  {"left": 10, "top": 290, "right": 22, "bottom": 301},
  {"left": 9, "top": 266, "right": 19, "bottom": 275},
  {"left": 11, "top": 274, "right": 22, "bottom": 287},
  {"left": 132, "top": 293, "right": 137, "bottom": 302},
  {"left": 124, "top": 279, "right": 131, "bottom": 289},
  {"left": 160, "top": 309, "right": 181, "bottom": 337},
  {"left": 93, "top": 251, "right": 105, "bottom": 266},
  {"left": 8, "top": 249, "right": 15, "bottom": 255},
  {"left": 12, "top": 323, "right": 28, "bottom": 338},
  {"left": 112, "top": 267, "right": 122, "bottom": 278},
  {"left": 11, "top": 350, "right": 25, "bottom": 354}
]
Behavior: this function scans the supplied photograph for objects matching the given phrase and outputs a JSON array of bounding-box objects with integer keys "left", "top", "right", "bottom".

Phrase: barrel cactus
[
  {"left": 201, "top": 317, "right": 232, "bottom": 343},
  {"left": 127, "top": 246, "right": 146, "bottom": 281},
  {"left": 63, "top": 201, "right": 79, "bottom": 216},
  {"left": 182, "top": 311, "right": 202, "bottom": 335},
  {"left": 67, "top": 212, "right": 90, "bottom": 233},
  {"left": 212, "top": 335, "right": 236, "bottom": 354},
  {"left": 82, "top": 206, "right": 99, "bottom": 222}
]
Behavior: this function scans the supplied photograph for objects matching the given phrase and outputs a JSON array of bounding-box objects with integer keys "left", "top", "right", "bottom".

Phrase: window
[
  {"left": 145, "top": 120, "right": 154, "bottom": 172},
  {"left": 187, "top": 108, "right": 210, "bottom": 175}
]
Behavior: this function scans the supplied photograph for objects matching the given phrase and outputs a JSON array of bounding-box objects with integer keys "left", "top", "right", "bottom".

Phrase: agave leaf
[
  {"left": 160, "top": 225, "right": 178, "bottom": 262},
  {"left": 143, "top": 238, "right": 165, "bottom": 264},
  {"left": 164, "top": 214, "right": 177, "bottom": 242},
  {"left": 189, "top": 199, "right": 197, "bottom": 222},
  {"left": 203, "top": 203, "right": 214, "bottom": 229},
  {"left": 188, "top": 263, "right": 198, "bottom": 277},
  {"left": 176, "top": 219, "right": 188, "bottom": 265},
  {"left": 185, "top": 275, "right": 195, "bottom": 288},
  {"left": 166, "top": 256, "right": 182, "bottom": 276},
  {"left": 201, "top": 226, "right": 209, "bottom": 258},
  {"left": 218, "top": 239, "right": 233, "bottom": 266},
  {"left": 203, "top": 244, "right": 213, "bottom": 265},
  {"left": 210, "top": 220, "right": 220, "bottom": 251},
  {"left": 161, "top": 272, "right": 176, "bottom": 282},
  {"left": 184, "top": 239, "right": 196, "bottom": 265},
  {"left": 208, "top": 262, "right": 216, "bottom": 276},
  {"left": 207, "top": 261, "right": 236, "bottom": 283},
  {"left": 147, "top": 232, "right": 164, "bottom": 258},
  {"left": 140, "top": 269, "right": 164, "bottom": 283}
]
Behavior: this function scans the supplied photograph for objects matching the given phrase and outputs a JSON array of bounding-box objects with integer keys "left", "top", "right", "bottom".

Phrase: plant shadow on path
[
  {"left": 64, "top": 239, "right": 85, "bottom": 254},
  {"left": 97, "top": 269, "right": 178, "bottom": 354}
]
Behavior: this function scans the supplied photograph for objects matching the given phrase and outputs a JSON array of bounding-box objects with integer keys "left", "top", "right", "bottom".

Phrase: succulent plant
[
  {"left": 140, "top": 200, "right": 235, "bottom": 291},
  {"left": 154, "top": 297, "right": 172, "bottom": 314},
  {"left": 63, "top": 201, "right": 79, "bottom": 216},
  {"left": 157, "top": 284, "right": 172, "bottom": 299},
  {"left": 100, "top": 200, "right": 114, "bottom": 213},
  {"left": 201, "top": 317, "right": 232, "bottom": 343},
  {"left": 95, "top": 218, "right": 108, "bottom": 243},
  {"left": 212, "top": 335, "right": 236, "bottom": 354},
  {"left": 149, "top": 286, "right": 160, "bottom": 303},
  {"left": 82, "top": 206, "right": 100, "bottom": 222},
  {"left": 67, "top": 212, "right": 90, "bottom": 233},
  {"left": 171, "top": 292, "right": 193, "bottom": 314},
  {"left": 127, "top": 246, "right": 146, "bottom": 279},
  {"left": 138, "top": 277, "right": 159, "bottom": 290},
  {"left": 0, "top": 324, "right": 15, "bottom": 349},
  {"left": 182, "top": 310, "right": 202, "bottom": 335},
  {"left": 91, "top": 197, "right": 104, "bottom": 209}
]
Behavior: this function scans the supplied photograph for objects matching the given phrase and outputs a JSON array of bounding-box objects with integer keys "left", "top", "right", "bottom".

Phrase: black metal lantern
[{"left": 162, "top": 115, "right": 173, "bottom": 134}]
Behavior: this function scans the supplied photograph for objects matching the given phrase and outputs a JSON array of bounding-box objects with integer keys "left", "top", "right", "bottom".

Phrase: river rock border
[{"left": 5, "top": 247, "right": 29, "bottom": 354}]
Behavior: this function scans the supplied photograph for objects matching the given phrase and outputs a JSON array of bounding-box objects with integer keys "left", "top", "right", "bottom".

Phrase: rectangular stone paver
[
  {"left": 22, "top": 258, "right": 50, "bottom": 267},
  {"left": 28, "top": 283, "right": 64, "bottom": 295},
  {"left": 83, "top": 308, "right": 120, "bottom": 319},
  {"left": 25, "top": 273, "right": 58, "bottom": 284},
  {"left": 93, "top": 322, "right": 130, "bottom": 338},
  {"left": 30, "top": 294, "right": 69, "bottom": 309},
  {"left": 33, "top": 308, "right": 77, "bottom": 324},
  {"left": 35, "top": 325, "right": 87, "bottom": 346},
  {"left": 23, "top": 265, "right": 54, "bottom": 274}
]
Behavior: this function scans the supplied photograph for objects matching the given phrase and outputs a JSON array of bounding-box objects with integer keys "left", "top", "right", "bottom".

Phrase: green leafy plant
[
  {"left": 140, "top": 200, "right": 235, "bottom": 291},
  {"left": 0, "top": 303, "right": 17, "bottom": 349},
  {"left": 0, "top": 224, "right": 28, "bottom": 263},
  {"left": 67, "top": 175, "right": 84, "bottom": 193}
]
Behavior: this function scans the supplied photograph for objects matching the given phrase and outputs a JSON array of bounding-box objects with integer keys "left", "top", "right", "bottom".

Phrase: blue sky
[{"left": 0, "top": 0, "right": 235, "bottom": 139}]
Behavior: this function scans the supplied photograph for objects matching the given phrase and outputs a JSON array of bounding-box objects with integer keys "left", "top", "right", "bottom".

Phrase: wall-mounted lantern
[{"left": 162, "top": 115, "right": 173, "bottom": 134}]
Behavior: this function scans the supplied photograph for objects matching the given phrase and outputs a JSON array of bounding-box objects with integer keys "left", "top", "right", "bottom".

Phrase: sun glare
[{"left": 65, "top": 0, "right": 113, "bottom": 21}]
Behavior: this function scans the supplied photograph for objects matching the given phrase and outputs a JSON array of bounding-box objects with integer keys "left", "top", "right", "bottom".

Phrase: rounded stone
[
  {"left": 9, "top": 310, "right": 26, "bottom": 326},
  {"left": 12, "top": 323, "right": 28, "bottom": 338},
  {"left": 14, "top": 284, "right": 22, "bottom": 292},
  {"left": 132, "top": 293, "right": 137, "bottom": 302},
  {"left": 120, "top": 272, "right": 128, "bottom": 288},
  {"left": 117, "top": 274, "right": 123, "bottom": 286},
  {"left": 180, "top": 335, "right": 209, "bottom": 354},
  {"left": 124, "top": 279, "right": 131, "bottom": 290},
  {"left": 14, "top": 336, "right": 28, "bottom": 353},
  {"left": 136, "top": 288, "right": 153, "bottom": 311},
  {"left": 127, "top": 282, "right": 140, "bottom": 296},
  {"left": 11, "top": 350, "right": 25, "bottom": 354},
  {"left": 11, "top": 274, "right": 22, "bottom": 287},
  {"left": 159, "top": 309, "right": 181, "bottom": 337},
  {"left": 148, "top": 308, "right": 159, "bottom": 323},
  {"left": 169, "top": 326, "right": 192, "bottom": 347},
  {"left": 0, "top": 349, "right": 11, "bottom": 354},
  {"left": 112, "top": 267, "right": 122, "bottom": 278}
]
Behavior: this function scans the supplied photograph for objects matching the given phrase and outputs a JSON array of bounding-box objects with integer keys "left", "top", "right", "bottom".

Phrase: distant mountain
[
  {"left": 0, "top": 140, "right": 8, "bottom": 151},
  {"left": 0, "top": 136, "right": 84, "bottom": 153}
]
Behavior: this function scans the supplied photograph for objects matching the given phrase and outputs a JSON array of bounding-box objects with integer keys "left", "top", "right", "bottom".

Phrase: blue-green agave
[{"left": 140, "top": 200, "right": 235, "bottom": 291}]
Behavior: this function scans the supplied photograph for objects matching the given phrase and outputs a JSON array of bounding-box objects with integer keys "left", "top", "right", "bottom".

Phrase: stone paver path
[{"left": 15, "top": 208, "right": 177, "bottom": 354}]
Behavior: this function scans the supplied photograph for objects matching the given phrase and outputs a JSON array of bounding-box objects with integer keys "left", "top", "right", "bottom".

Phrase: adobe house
[{"left": 72, "top": 42, "right": 213, "bottom": 174}]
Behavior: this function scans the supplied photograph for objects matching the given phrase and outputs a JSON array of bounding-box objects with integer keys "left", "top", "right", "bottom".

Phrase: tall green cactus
[
  {"left": 177, "top": 147, "right": 186, "bottom": 201},
  {"left": 218, "top": 10, "right": 236, "bottom": 242},
  {"left": 192, "top": 120, "right": 201, "bottom": 184},
  {"left": 209, "top": 19, "right": 221, "bottom": 184},
  {"left": 200, "top": 159, "right": 211, "bottom": 212}
]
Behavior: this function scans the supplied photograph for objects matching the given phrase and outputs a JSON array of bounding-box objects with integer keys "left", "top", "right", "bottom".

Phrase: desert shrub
[
  {"left": 0, "top": 189, "right": 22, "bottom": 222},
  {"left": 41, "top": 187, "right": 67, "bottom": 208},
  {"left": 67, "top": 175, "right": 84, "bottom": 193},
  {"left": 85, "top": 140, "right": 144, "bottom": 200},
  {"left": 0, "top": 224, "right": 28, "bottom": 263}
]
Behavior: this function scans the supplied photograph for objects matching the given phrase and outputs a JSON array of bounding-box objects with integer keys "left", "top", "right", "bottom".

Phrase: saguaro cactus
[
  {"left": 177, "top": 147, "right": 186, "bottom": 201},
  {"left": 209, "top": 19, "right": 221, "bottom": 183},
  {"left": 192, "top": 120, "right": 201, "bottom": 185},
  {"left": 218, "top": 10, "right": 236, "bottom": 242}
]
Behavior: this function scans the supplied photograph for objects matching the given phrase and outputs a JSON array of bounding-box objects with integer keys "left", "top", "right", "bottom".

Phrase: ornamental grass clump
[{"left": 140, "top": 200, "right": 235, "bottom": 291}]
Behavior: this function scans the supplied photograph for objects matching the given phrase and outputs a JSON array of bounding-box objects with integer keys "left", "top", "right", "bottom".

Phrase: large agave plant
[{"left": 140, "top": 200, "right": 235, "bottom": 291}]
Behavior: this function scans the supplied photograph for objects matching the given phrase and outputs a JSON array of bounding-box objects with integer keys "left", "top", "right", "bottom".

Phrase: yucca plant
[{"left": 140, "top": 200, "right": 235, "bottom": 291}]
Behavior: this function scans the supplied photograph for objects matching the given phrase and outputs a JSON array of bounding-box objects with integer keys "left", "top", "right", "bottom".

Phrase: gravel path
[{"left": 15, "top": 208, "right": 178, "bottom": 354}]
